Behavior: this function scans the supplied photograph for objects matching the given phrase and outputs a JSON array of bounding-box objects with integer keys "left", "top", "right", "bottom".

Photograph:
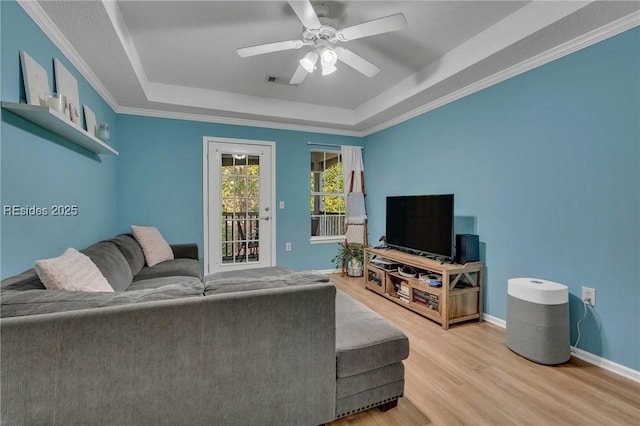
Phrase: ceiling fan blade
[
  {"left": 288, "top": 0, "right": 322, "bottom": 30},
  {"left": 289, "top": 64, "right": 309, "bottom": 85},
  {"left": 337, "top": 13, "right": 407, "bottom": 41},
  {"left": 237, "top": 40, "right": 304, "bottom": 57},
  {"left": 335, "top": 47, "right": 380, "bottom": 78}
]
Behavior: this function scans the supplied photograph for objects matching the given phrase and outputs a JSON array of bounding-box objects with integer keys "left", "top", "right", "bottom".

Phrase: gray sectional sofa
[{"left": 1, "top": 234, "right": 409, "bottom": 425}]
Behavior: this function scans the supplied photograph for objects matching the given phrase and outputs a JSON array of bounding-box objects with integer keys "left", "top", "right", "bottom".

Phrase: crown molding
[
  {"left": 362, "top": 10, "right": 640, "bottom": 136},
  {"left": 117, "top": 106, "right": 364, "bottom": 138},
  {"left": 17, "top": 0, "right": 119, "bottom": 112}
]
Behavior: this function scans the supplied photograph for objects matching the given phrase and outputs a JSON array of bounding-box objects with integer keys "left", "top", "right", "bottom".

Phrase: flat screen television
[{"left": 386, "top": 194, "right": 454, "bottom": 260}]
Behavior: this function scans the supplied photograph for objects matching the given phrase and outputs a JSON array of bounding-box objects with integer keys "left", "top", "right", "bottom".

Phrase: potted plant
[{"left": 332, "top": 242, "right": 365, "bottom": 277}]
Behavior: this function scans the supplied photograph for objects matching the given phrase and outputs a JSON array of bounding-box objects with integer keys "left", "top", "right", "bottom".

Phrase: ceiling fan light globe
[
  {"left": 299, "top": 51, "right": 318, "bottom": 73},
  {"left": 319, "top": 47, "right": 338, "bottom": 66},
  {"left": 321, "top": 63, "right": 337, "bottom": 76}
]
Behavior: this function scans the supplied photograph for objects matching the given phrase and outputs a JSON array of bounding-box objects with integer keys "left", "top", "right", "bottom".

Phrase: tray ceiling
[{"left": 24, "top": 1, "right": 640, "bottom": 135}]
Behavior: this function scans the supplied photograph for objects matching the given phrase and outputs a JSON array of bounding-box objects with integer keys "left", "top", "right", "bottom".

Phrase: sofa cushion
[
  {"left": 81, "top": 241, "right": 133, "bottom": 292},
  {"left": 335, "top": 290, "right": 409, "bottom": 378},
  {"left": 336, "top": 362, "right": 405, "bottom": 399},
  {"left": 127, "top": 276, "right": 204, "bottom": 292},
  {"left": 204, "top": 266, "right": 293, "bottom": 280},
  {"left": 35, "top": 248, "right": 114, "bottom": 293},
  {"left": 0, "top": 279, "right": 204, "bottom": 318},
  {"left": 170, "top": 243, "right": 199, "bottom": 261},
  {"left": 133, "top": 258, "right": 200, "bottom": 282},
  {"left": 203, "top": 270, "right": 330, "bottom": 295},
  {"left": 0, "top": 268, "right": 46, "bottom": 291},
  {"left": 109, "top": 234, "right": 146, "bottom": 276},
  {"left": 204, "top": 277, "right": 288, "bottom": 295},
  {"left": 131, "top": 225, "right": 174, "bottom": 267}
]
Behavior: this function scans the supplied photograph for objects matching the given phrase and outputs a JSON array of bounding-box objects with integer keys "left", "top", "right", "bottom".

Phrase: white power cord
[{"left": 574, "top": 299, "right": 589, "bottom": 348}]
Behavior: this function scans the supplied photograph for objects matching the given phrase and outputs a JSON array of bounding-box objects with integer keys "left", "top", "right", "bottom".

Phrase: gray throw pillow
[{"left": 81, "top": 241, "right": 133, "bottom": 291}]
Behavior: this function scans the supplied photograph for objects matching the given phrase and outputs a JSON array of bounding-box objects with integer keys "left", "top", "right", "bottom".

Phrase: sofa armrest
[{"left": 170, "top": 243, "right": 199, "bottom": 260}]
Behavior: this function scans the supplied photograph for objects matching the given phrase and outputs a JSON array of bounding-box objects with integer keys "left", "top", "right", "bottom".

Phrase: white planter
[{"left": 347, "top": 259, "right": 363, "bottom": 277}]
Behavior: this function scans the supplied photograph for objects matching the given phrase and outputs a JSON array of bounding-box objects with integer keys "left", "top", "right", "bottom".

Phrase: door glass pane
[{"left": 220, "top": 153, "right": 260, "bottom": 264}]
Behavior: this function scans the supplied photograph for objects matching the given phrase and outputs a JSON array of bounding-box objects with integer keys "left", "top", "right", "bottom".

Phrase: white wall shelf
[{"left": 2, "top": 101, "right": 118, "bottom": 155}]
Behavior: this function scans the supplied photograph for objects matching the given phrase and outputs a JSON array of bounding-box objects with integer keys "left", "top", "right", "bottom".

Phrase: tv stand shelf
[{"left": 364, "top": 247, "right": 483, "bottom": 329}]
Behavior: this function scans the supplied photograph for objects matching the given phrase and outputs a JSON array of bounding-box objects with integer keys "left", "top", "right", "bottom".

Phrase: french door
[{"left": 204, "top": 137, "right": 274, "bottom": 275}]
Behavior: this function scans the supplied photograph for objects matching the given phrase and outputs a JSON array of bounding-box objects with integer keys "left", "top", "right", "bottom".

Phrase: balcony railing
[
  {"left": 222, "top": 212, "right": 259, "bottom": 262},
  {"left": 311, "top": 213, "right": 345, "bottom": 237}
]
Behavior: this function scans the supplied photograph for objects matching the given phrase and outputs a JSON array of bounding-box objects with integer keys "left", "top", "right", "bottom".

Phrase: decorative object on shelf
[
  {"left": 97, "top": 122, "right": 110, "bottom": 142},
  {"left": 45, "top": 93, "right": 66, "bottom": 114},
  {"left": 397, "top": 265, "right": 417, "bottom": 278},
  {"left": 19, "top": 51, "right": 50, "bottom": 106},
  {"left": 53, "top": 58, "right": 80, "bottom": 127},
  {"left": 332, "top": 242, "right": 364, "bottom": 277},
  {"left": 419, "top": 273, "right": 442, "bottom": 287},
  {"left": 83, "top": 106, "right": 97, "bottom": 136}
]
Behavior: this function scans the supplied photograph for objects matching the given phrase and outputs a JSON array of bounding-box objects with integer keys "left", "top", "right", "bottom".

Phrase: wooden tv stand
[{"left": 364, "top": 247, "right": 483, "bottom": 329}]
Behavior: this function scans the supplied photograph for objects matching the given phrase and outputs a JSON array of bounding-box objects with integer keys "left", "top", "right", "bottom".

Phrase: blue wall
[
  {"left": 364, "top": 27, "right": 640, "bottom": 370},
  {"left": 115, "top": 115, "right": 360, "bottom": 271},
  {"left": 1, "top": 1, "right": 118, "bottom": 277}
]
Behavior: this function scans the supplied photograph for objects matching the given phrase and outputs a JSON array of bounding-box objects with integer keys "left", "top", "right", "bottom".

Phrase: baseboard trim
[
  {"left": 314, "top": 269, "right": 341, "bottom": 275},
  {"left": 482, "top": 313, "right": 506, "bottom": 328},
  {"left": 481, "top": 313, "right": 639, "bottom": 383},
  {"left": 570, "top": 347, "right": 640, "bottom": 384}
]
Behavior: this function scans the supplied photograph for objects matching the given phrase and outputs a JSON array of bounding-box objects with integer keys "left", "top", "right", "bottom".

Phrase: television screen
[{"left": 386, "top": 194, "right": 454, "bottom": 259}]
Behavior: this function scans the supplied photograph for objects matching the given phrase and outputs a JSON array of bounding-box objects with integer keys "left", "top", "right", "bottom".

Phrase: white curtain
[
  {"left": 341, "top": 146, "right": 366, "bottom": 226},
  {"left": 341, "top": 146, "right": 364, "bottom": 194}
]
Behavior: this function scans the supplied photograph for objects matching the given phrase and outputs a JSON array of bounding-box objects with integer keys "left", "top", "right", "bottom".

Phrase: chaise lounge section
[
  {"left": 204, "top": 267, "right": 410, "bottom": 420},
  {"left": 1, "top": 236, "right": 409, "bottom": 425}
]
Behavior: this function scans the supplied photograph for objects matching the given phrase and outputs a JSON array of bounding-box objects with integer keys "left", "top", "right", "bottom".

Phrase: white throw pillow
[
  {"left": 35, "top": 248, "right": 114, "bottom": 292},
  {"left": 131, "top": 225, "right": 174, "bottom": 267}
]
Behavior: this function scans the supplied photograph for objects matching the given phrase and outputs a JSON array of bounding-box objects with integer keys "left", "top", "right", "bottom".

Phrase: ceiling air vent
[{"left": 265, "top": 76, "right": 297, "bottom": 86}]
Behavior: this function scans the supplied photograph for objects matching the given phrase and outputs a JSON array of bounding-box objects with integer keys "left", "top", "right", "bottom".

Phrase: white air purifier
[{"left": 506, "top": 278, "right": 570, "bottom": 365}]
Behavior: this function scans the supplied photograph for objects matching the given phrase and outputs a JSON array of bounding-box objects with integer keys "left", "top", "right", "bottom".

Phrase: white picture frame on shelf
[
  {"left": 20, "top": 51, "right": 50, "bottom": 106},
  {"left": 54, "top": 58, "right": 80, "bottom": 127},
  {"left": 83, "top": 105, "right": 97, "bottom": 137}
]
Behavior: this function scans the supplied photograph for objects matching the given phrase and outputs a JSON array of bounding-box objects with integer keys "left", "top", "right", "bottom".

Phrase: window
[{"left": 310, "top": 150, "right": 345, "bottom": 241}]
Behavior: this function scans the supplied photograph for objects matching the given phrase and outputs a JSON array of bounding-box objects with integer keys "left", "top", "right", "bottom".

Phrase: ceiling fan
[{"left": 237, "top": 0, "right": 408, "bottom": 84}]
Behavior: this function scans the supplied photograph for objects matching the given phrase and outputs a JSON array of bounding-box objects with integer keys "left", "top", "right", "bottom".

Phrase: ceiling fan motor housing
[{"left": 302, "top": 26, "right": 339, "bottom": 46}]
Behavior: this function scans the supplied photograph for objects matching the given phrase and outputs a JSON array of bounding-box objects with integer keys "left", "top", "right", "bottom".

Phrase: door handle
[{"left": 260, "top": 216, "right": 270, "bottom": 221}]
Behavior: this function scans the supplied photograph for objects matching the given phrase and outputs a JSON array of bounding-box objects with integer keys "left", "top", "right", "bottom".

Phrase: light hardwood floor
[{"left": 328, "top": 274, "right": 640, "bottom": 426}]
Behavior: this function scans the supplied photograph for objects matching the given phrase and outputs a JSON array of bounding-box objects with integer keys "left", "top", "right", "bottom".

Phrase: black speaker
[{"left": 455, "top": 234, "right": 479, "bottom": 264}]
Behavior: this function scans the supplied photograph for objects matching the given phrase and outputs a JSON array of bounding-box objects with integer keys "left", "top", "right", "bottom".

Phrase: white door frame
[{"left": 203, "top": 136, "right": 276, "bottom": 276}]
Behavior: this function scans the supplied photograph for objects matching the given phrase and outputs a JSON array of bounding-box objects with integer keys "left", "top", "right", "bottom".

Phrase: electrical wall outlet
[
  {"left": 582, "top": 287, "right": 596, "bottom": 306},
  {"left": 285, "top": 242, "right": 292, "bottom": 251}
]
